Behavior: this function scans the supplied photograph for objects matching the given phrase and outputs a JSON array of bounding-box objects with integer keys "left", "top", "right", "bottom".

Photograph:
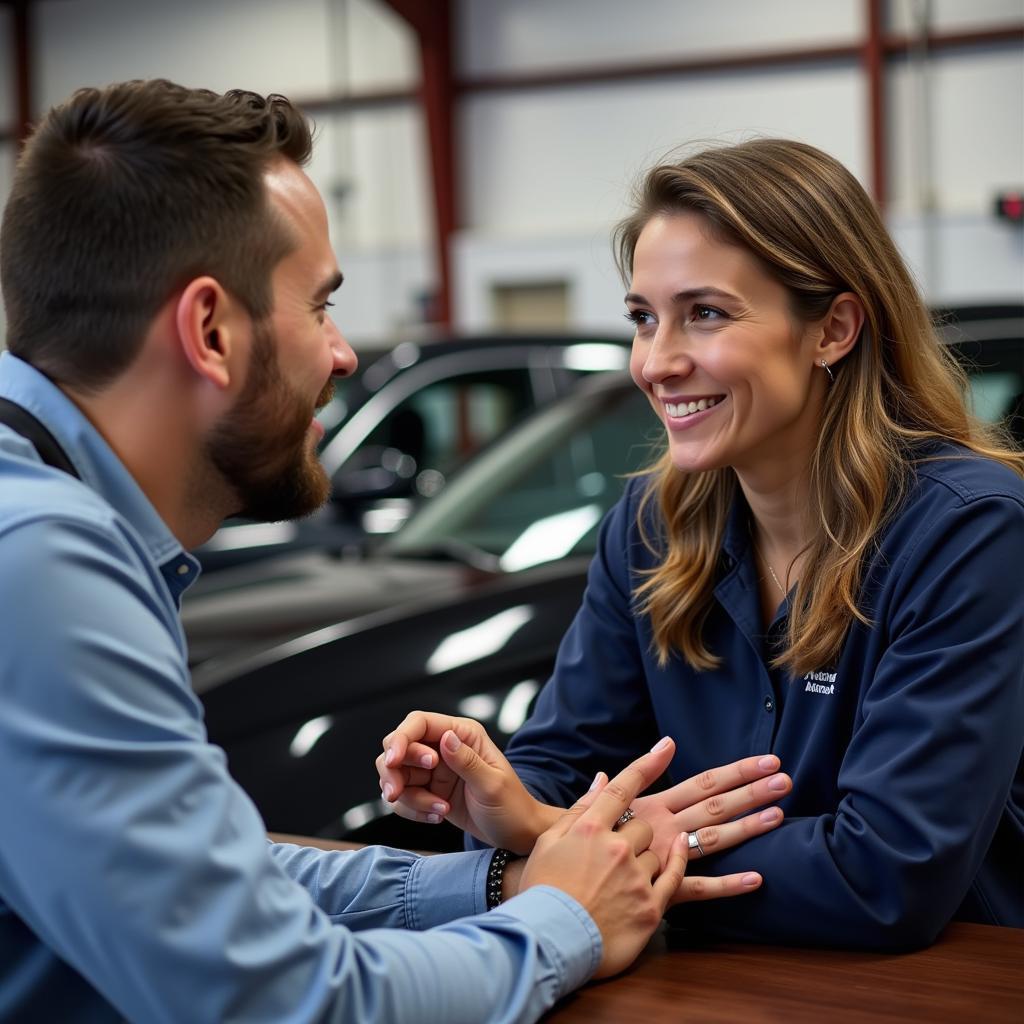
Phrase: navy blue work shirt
[{"left": 491, "top": 452, "right": 1024, "bottom": 950}]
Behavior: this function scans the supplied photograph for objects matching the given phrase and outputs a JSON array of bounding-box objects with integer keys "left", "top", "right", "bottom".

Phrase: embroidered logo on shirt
[{"left": 803, "top": 670, "right": 837, "bottom": 695}]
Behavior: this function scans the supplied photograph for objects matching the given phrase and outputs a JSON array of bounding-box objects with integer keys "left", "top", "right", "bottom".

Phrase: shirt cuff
[
  {"left": 404, "top": 849, "right": 493, "bottom": 929},
  {"left": 493, "top": 885, "right": 603, "bottom": 995}
]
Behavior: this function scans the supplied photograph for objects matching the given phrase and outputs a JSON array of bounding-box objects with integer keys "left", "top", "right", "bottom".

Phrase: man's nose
[{"left": 328, "top": 320, "right": 358, "bottom": 378}]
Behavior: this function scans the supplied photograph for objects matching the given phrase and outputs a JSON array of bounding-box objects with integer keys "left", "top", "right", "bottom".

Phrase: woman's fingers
[
  {"left": 381, "top": 785, "right": 452, "bottom": 823},
  {"left": 670, "top": 870, "right": 763, "bottom": 905},
  {"left": 661, "top": 754, "right": 783, "bottom": 814},
  {"left": 396, "top": 741, "right": 439, "bottom": 769},
  {"left": 682, "top": 805, "right": 784, "bottom": 859},
  {"left": 375, "top": 753, "right": 449, "bottom": 803},
  {"left": 675, "top": 772, "right": 792, "bottom": 833}
]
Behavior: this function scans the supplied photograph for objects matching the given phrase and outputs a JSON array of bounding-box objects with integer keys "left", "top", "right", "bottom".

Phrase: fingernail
[
  {"left": 431, "top": 802, "right": 447, "bottom": 814},
  {"left": 768, "top": 774, "right": 788, "bottom": 792},
  {"left": 383, "top": 783, "right": 394, "bottom": 801},
  {"left": 443, "top": 731, "right": 461, "bottom": 753},
  {"left": 420, "top": 754, "right": 434, "bottom": 768},
  {"left": 650, "top": 736, "right": 672, "bottom": 752},
  {"left": 426, "top": 813, "right": 441, "bottom": 824},
  {"left": 758, "top": 755, "right": 779, "bottom": 771},
  {"left": 760, "top": 807, "right": 782, "bottom": 823},
  {"left": 588, "top": 772, "right": 602, "bottom": 791},
  {"left": 742, "top": 873, "right": 760, "bottom": 887},
  {"left": 385, "top": 747, "right": 396, "bottom": 767}
]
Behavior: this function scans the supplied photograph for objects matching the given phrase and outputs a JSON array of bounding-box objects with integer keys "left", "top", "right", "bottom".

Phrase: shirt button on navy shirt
[{"left": 764, "top": 696, "right": 775, "bottom": 713}]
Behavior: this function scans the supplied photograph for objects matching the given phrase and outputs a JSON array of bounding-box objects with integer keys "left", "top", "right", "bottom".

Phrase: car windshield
[{"left": 386, "top": 376, "right": 660, "bottom": 570}]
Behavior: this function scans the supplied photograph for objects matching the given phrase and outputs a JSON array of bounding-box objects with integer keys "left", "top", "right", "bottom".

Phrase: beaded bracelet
[{"left": 486, "top": 848, "right": 516, "bottom": 910}]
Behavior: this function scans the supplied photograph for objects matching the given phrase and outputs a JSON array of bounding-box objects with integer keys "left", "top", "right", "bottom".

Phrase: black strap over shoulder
[{"left": 0, "top": 396, "right": 80, "bottom": 479}]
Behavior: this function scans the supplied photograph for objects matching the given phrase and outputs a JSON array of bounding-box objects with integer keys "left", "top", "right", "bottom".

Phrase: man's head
[
  {"left": 205, "top": 160, "right": 349, "bottom": 521},
  {"left": 0, "top": 79, "right": 313, "bottom": 391},
  {"left": 2, "top": 80, "right": 356, "bottom": 528}
]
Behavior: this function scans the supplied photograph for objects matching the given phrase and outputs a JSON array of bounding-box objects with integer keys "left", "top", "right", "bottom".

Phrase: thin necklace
[{"left": 756, "top": 543, "right": 788, "bottom": 597}]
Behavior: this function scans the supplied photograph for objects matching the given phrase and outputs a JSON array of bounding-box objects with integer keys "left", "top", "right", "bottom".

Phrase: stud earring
[{"left": 820, "top": 358, "right": 835, "bottom": 384}]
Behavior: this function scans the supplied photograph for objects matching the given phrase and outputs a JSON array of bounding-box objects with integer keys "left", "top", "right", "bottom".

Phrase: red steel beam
[
  {"left": 383, "top": 0, "right": 456, "bottom": 327},
  {"left": 456, "top": 24, "right": 1023, "bottom": 94},
  {"left": 865, "top": 0, "right": 886, "bottom": 208},
  {"left": 3, "top": 0, "right": 32, "bottom": 147}
]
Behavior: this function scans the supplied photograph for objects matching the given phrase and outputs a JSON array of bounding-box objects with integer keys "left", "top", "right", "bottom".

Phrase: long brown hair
[{"left": 614, "top": 139, "right": 1024, "bottom": 674}]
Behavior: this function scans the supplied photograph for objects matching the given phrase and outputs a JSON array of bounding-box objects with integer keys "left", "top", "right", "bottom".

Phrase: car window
[
  {"left": 950, "top": 334, "right": 1024, "bottom": 445},
  {"left": 391, "top": 382, "right": 660, "bottom": 568},
  {"left": 358, "top": 369, "right": 535, "bottom": 487}
]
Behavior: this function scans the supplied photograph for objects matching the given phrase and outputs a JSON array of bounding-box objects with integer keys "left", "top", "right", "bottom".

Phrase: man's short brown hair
[{"left": 0, "top": 79, "right": 313, "bottom": 389}]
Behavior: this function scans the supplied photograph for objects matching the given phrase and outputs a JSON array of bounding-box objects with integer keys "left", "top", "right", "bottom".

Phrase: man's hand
[
  {"left": 376, "top": 712, "right": 560, "bottom": 854},
  {"left": 518, "top": 737, "right": 687, "bottom": 979}
]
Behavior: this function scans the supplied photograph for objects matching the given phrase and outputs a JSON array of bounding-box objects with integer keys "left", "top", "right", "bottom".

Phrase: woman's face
[{"left": 627, "top": 212, "right": 826, "bottom": 480}]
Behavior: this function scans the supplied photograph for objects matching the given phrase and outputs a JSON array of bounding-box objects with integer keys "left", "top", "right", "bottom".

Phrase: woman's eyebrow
[{"left": 624, "top": 286, "right": 742, "bottom": 305}]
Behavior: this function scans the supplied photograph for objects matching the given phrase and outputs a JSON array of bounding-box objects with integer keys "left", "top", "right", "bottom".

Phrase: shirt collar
[
  {"left": 720, "top": 482, "right": 754, "bottom": 567},
  {"left": 0, "top": 352, "right": 198, "bottom": 586}
]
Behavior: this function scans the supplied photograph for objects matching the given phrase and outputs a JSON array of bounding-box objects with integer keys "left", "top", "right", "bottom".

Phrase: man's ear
[
  {"left": 175, "top": 277, "right": 240, "bottom": 391},
  {"left": 815, "top": 291, "right": 864, "bottom": 369}
]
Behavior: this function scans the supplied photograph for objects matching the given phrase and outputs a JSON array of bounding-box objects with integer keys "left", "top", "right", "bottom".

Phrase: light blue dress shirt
[{"left": 0, "top": 352, "right": 601, "bottom": 1023}]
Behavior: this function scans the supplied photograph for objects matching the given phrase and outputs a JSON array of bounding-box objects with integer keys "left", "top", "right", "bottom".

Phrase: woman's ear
[
  {"left": 175, "top": 276, "right": 237, "bottom": 391},
  {"left": 816, "top": 291, "right": 864, "bottom": 369}
]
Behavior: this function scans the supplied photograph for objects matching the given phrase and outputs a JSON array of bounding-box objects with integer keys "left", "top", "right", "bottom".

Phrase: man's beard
[{"left": 206, "top": 320, "right": 334, "bottom": 522}]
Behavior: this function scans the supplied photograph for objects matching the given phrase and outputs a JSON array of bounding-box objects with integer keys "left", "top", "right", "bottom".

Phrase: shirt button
[
  {"left": 763, "top": 696, "right": 775, "bottom": 713},
  {"left": 176, "top": 563, "right": 190, "bottom": 576}
]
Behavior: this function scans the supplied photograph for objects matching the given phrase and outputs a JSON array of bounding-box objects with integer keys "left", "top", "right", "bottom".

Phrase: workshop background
[{"left": 0, "top": 0, "right": 1021, "bottom": 348}]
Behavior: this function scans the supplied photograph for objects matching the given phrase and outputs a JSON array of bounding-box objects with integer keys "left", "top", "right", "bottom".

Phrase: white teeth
[{"left": 666, "top": 397, "right": 718, "bottom": 418}]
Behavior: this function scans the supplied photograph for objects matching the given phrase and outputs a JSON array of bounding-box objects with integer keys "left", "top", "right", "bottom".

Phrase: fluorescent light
[
  {"left": 342, "top": 798, "right": 392, "bottom": 832},
  {"left": 497, "top": 680, "right": 540, "bottom": 734},
  {"left": 289, "top": 715, "right": 334, "bottom": 758},
  {"left": 563, "top": 344, "right": 629, "bottom": 371},
  {"left": 426, "top": 606, "right": 534, "bottom": 675},
  {"left": 202, "top": 521, "right": 297, "bottom": 552},
  {"left": 458, "top": 694, "right": 500, "bottom": 720},
  {"left": 499, "top": 504, "right": 602, "bottom": 572}
]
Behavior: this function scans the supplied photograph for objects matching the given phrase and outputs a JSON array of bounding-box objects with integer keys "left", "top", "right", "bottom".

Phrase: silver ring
[
  {"left": 687, "top": 831, "right": 705, "bottom": 856},
  {"left": 615, "top": 808, "right": 635, "bottom": 829}
]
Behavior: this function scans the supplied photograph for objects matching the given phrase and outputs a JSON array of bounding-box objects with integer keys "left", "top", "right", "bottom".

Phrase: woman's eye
[
  {"left": 624, "top": 309, "right": 654, "bottom": 327},
  {"left": 694, "top": 305, "right": 725, "bottom": 321}
]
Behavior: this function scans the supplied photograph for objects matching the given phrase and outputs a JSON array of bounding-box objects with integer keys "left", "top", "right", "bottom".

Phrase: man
[{"left": 0, "top": 79, "right": 699, "bottom": 1023}]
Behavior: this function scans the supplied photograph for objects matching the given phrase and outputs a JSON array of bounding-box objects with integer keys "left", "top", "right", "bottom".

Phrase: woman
[{"left": 378, "top": 139, "right": 1024, "bottom": 948}]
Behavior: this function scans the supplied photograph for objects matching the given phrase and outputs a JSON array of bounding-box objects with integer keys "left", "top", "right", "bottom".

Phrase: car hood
[{"left": 181, "top": 551, "right": 487, "bottom": 667}]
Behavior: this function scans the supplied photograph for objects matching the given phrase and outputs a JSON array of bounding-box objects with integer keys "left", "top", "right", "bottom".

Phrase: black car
[
  {"left": 187, "top": 370, "right": 660, "bottom": 847},
  {"left": 195, "top": 333, "right": 630, "bottom": 571},
  {"left": 186, "top": 307, "right": 1023, "bottom": 849}
]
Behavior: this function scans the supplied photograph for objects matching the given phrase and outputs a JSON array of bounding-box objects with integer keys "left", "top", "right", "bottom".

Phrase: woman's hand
[
  {"left": 631, "top": 753, "right": 791, "bottom": 904},
  {"left": 376, "top": 711, "right": 561, "bottom": 854}
]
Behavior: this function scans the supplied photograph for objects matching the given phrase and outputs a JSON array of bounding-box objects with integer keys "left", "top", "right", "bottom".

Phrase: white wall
[
  {"left": 887, "top": 0, "right": 1024, "bottom": 34},
  {"left": 454, "top": 0, "right": 1024, "bottom": 324},
  {"left": 458, "top": 0, "right": 862, "bottom": 74},
  {"left": 460, "top": 66, "right": 865, "bottom": 237},
  {"left": 1, "top": 0, "right": 1021, "bottom": 351}
]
